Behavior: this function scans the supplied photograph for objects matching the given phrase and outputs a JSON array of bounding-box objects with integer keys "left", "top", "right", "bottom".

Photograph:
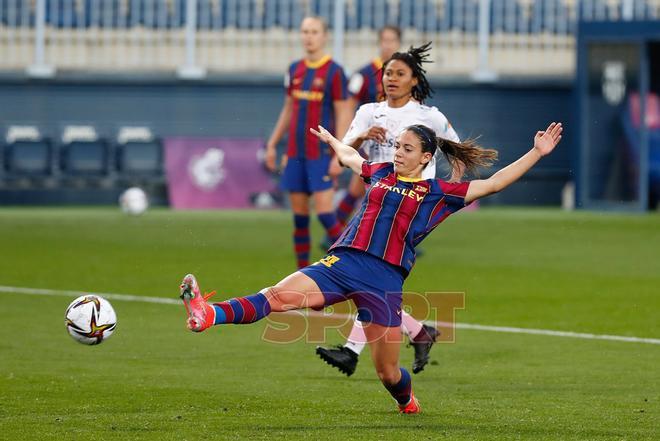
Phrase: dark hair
[
  {"left": 383, "top": 42, "right": 433, "bottom": 103},
  {"left": 406, "top": 124, "right": 498, "bottom": 174},
  {"left": 378, "top": 25, "right": 402, "bottom": 41}
]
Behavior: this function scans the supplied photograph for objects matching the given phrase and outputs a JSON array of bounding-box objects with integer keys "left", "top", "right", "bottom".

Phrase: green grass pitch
[{"left": 0, "top": 207, "right": 658, "bottom": 440}]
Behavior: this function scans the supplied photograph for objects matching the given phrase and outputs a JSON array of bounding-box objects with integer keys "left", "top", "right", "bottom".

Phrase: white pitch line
[
  {"left": 0, "top": 285, "right": 180, "bottom": 305},
  {"left": 1, "top": 285, "right": 659, "bottom": 346}
]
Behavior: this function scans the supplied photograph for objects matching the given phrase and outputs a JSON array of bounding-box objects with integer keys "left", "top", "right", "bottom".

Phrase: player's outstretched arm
[
  {"left": 310, "top": 125, "right": 364, "bottom": 174},
  {"left": 464, "top": 122, "right": 562, "bottom": 204}
]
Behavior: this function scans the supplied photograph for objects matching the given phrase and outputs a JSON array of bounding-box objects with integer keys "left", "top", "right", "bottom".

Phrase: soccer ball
[
  {"left": 119, "top": 187, "right": 149, "bottom": 215},
  {"left": 65, "top": 295, "right": 117, "bottom": 345}
]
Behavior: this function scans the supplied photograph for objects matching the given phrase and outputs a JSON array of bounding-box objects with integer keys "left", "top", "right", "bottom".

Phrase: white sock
[
  {"left": 344, "top": 315, "right": 367, "bottom": 355},
  {"left": 400, "top": 311, "right": 423, "bottom": 340}
]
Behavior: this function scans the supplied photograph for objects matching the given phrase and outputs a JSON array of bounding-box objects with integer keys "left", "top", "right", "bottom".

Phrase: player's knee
[
  {"left": 263, "top": 286, "right": 305, "bottom": 311},
  {"left": 375, "top": 364, "right": 400, "bottom": 385}
]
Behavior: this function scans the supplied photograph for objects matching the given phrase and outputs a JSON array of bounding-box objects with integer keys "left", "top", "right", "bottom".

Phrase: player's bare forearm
[
  {"left": 310, "top": 126, "right": 363, "bottom": 174},
  {"left": 327, "top": 136, "right": 363, "bottom": 174},
  {"left": 465, "top": 122, "right": 562, "bottom": 204},
  {"left": 465, "top": 149, "right": 540, "bottom": 204}
]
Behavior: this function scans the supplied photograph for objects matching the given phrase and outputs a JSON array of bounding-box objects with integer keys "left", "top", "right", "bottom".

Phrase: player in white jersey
[
  {"left": 331, "top": 26, "right": 401, "bottom": 229},
  {"left": 343, "top": 99, "right": 459, "bottom": 179},
  {"left": 316, "top": 43, "right": 464, "bottom": 376}
]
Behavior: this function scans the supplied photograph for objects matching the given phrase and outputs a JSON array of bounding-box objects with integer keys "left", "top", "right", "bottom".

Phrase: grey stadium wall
[{"left": 0, "top": 76, "right": 573, "bottom": 206}]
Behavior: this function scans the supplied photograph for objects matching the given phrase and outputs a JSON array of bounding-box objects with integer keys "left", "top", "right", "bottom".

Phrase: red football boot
[
  {"left": 179, "top": 274, "right": 216, "bottom": 332},
  {"left": 398, "top": 390, "right": 421, "bottom": 414}
]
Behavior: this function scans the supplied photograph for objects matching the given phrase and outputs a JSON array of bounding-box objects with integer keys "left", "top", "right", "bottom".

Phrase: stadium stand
[
  {"left": 0, "top": 1, "right": 658, "bottom": 208},
  {"left": 1, "top": 0, "right": 658, "bottom": 75}
]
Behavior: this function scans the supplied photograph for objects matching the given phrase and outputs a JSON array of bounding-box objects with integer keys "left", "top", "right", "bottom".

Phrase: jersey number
[{"left": 319, "top": 255, "right": 340, "bottom": 268}]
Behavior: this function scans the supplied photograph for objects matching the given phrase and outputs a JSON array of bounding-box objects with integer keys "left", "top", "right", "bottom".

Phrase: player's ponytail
[
  {"left": 436, "top": 137, "right": 498, "bottom": 174},
  {"left": 407, "top": 124, "right": 498, "bottom": 174}
]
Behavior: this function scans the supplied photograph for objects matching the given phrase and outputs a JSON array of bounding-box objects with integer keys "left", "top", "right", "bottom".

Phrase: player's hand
[
  {"left": 265, "top": 144, "right": 278, "bottom": 172},
  {"left": 280, "top": 154, "right": 288, "bottom": 171},
  {"left": 533, "top": 122, "right": 563, "bottom": 157},
  {"left": 310, "top": 125, "right": 337, "bottom": 145},
  {"left": 360, "top": 126, "right": 387, "bottom": 144},
  {"left": 329, "top": 156, "right": 343, "bottom": 177}
]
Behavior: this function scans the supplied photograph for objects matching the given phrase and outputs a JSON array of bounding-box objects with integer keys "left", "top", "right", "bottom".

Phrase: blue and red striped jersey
[
  {"left": 286, "top": 55, "right": 348, "bottom": 159},
  {"left": 348, "top": 58, "right": 384, "bottom": 105},
  {"left": 330, "top": 162, "right": 470, "bottom": 275}
]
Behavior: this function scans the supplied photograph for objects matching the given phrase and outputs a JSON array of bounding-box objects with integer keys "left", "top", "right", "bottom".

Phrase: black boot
[
  {"left": 411, "top": 324, "right": 440, "bottom": 374},
  {"left": 316, "top": 345, "right": 359, "bottom": 376}
]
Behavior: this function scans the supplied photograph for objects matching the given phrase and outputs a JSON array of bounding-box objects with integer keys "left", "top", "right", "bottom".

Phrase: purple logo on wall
[{"left": 164, "top": 137, "right": 274, "bottom": 209}]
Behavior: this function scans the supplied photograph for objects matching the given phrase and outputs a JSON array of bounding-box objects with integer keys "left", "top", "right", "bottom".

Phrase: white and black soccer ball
[
  {"left": 119, "top": 187, "right": 149, "bottom": 216},
  {"left": 65, "top": 295, "right": 117, "bottom": 345}
]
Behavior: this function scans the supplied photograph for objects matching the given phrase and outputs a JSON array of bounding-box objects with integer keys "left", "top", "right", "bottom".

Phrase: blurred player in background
[
  {"left": 334, "top": 25, "right": 402, "bottom": 229},
  {"left": 316, "top": 42, "right": 465, "bottom": 377},
  {"left": 265, "top": 16, "right": 352, "bottom": 269},
  {"left": 179, "top": 120, "right": 563, "bottom": 414}
]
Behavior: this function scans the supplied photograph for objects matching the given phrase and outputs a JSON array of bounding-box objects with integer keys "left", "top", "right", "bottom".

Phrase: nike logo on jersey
[{"left": 374, "top": 114, "right": 386, "bottom": 119}]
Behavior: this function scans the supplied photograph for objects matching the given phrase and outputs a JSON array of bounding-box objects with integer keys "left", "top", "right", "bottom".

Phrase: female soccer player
[
  {"left": 265, "top": 16, "right": 352, "bottom": 269},
  {"left": 318, "top": 42, "right": 465, "bottom": 376},
  {"left": 180, "top": 121, "right": 562, "bottom": 414},
  {"left": 334, "top": 25, "right": 402, "bottom": 228}
]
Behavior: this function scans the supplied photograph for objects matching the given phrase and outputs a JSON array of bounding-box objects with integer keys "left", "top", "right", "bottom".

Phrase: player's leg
[
  {"left": 180, "top": 271, "right": 327, "bottom": 332},
  {"left": 316, "top": 310, "right": 440, "bottom": 376},
  {"left": 265, "top": 271, "right": 326, "bottom": 311},
  {"left": 400, "top": 312, "right": 440, "bottom": 374},
  {"left": 290, "top": 192, "right": 311, "bottom": 269},
  {"left": 308, "top": 158, "right": 343, "bottom": 243},
  {"left": 313, "top": 188, "right": 343, "bottom": 242},
  {"left": 315, "top": 314, "right": 364, "bottom": 376},
  {"left": 364, "top": 323, "right": 420, "bottom": 414},
  {"left": 281, "top": 158, "right": 312, "bottom": 268},
  {"left": 335, "top": 174, "right": 366, "bottom": 227}
]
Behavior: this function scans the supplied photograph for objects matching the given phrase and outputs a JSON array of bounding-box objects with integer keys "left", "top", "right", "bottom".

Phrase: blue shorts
[
  {"left": 300, "top": 247, "right": 405, "bottom": 327},
  {"left": 281, "top": 157, "right": 333, "bottom": 194}
]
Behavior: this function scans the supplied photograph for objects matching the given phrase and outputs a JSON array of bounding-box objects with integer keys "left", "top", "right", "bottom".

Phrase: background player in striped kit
[
  {"left": 265, "top": 16, "right": 352, "bottom": 269},
  {"left": 334, "top": 25, "right": 403, "bottom": 229},
  {"left": 179, "top": 120, "right": 562, "bottom": 414},
  {"left": 316, "top": 43, "right": 465, "bottom": 376}
]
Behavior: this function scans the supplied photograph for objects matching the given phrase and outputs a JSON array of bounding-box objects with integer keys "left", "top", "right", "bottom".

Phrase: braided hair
[{"left": 383, "top": 42, "right": 433, "bottom": 103}]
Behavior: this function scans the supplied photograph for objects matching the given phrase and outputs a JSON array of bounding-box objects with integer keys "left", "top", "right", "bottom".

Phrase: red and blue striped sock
[
  {"left": 384, "top": 368, "right": 412, "bottom": 405},
  {"left": 336, "top": 193, "right": 358, "bottom": 227},
  {"left": 293, "top": 214, "right": 310, "bottom": 269},
  {"left": 212, "top": 293, "right": 271, "bottom": 325},
  {"left": 317, "top": 212, "right": 343, "bottom": 242}
]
